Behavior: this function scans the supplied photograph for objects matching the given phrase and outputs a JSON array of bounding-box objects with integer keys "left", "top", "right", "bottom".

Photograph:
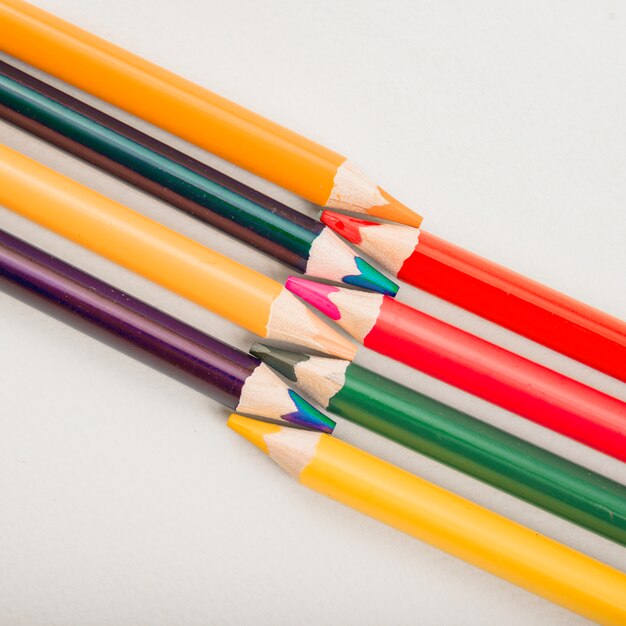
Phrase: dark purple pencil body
[{"left": 0, "top": 229, "right": 255, "bottom": 407}]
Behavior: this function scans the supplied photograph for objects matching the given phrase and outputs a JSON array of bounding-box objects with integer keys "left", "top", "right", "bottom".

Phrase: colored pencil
[
  {"left": 0, "top": 144, "right": 356, "bottom": 360},
  {"left": 0, "top": 0, "right": 420, "bottom": 228},
  {"left": 0, "top": 62, "right": 397, "bottom": 297},
  {"left": 229, "top": 415, "right": 626, "bottom": 624},
  {"left": 0, "top": 229, "right": 334, "bottom": 432},
  {"left": 251, "top": 343, "right": 626, "bottom": 544},
  {"left": 285, "top": 277, "right": 626, "bottom": 461},
  {"left": 322, "top": 211, "right": 626, "bottom": 381}
]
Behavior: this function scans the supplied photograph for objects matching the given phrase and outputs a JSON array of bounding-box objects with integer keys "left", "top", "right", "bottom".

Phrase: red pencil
[
  {"left": 320, "top": 211, "right": 626, "bottom": 383},
  {"left": 286, "top": 276, "right": 626, "bottom": 462}
]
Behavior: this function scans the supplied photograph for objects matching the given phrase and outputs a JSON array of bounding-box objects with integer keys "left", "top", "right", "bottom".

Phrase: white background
[{"left": 1, "top": 1, "right": 625, "bottom": 624}]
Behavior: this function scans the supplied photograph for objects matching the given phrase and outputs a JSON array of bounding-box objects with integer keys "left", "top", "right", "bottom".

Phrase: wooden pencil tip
[
  {"left": 322, "top": 210, "right": 420, "bottom": 276},
  {"left": 286, "top": 277, "right": 342, "bottom": 320},
  {"left": 320, "top": 211, "right": 378, "bottom": 244},
  {"left": 287, "top": 276, "right": 383, "bottom": 343},
  {"left": 250, "top": 342, "right": 309, "bottom": 382},
  {"left": 228, "top": 414, "right": 280, "bottom": 454},
  {"left": 369, "top": 189, "right": 423, "bottom": 228}
]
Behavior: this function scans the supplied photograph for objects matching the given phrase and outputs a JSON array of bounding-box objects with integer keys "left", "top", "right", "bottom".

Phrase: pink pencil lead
[{"left": 285, "top": 276, "right": 343, "bottom": 321}]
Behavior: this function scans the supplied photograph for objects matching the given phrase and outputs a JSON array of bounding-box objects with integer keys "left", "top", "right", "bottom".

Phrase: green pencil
[{"left": 251, "top": 343, "right": 626, "bottom": 547}]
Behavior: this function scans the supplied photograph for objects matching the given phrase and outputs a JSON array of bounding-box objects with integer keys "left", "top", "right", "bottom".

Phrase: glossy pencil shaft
[
  {"left": 285, "top": 278, "right": 626, "bottom": 461},
  {"left": 404, "top": 231, "right": 626, "bottom": 382},
  {"left": 323, "top": 210, "right": 626, "bottom": 381},
  {"left": 367, "top": 297, "right": 626, "bottom": 460},
  {"left": 334, "top": 363, "right": 626, "bottom": 545},
  {"left": 0, "top": 61, "right": 317, "bottom": 268},
  {"left": 230, "top": 415, "right": 626, "bottom": 624},
  {"left": 0, "top": 229, "right": 253, "bottom": 406},
  {"left": 0, "top": 0, "right": 340, "bottom": 204},
  {"left": 0, "top": 143, "right": 281, "bottom": 334},
  {"left": 0, "top": 0, "right": 419, "bottom": 225}
]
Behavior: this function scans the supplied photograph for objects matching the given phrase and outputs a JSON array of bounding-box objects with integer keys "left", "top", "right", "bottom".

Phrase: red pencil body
[
  {"left": 401, "top": 232, "right": 626, "bottom": 382},
  {"left": 366, "top": 297, "right": 626, "bottom": 461}
]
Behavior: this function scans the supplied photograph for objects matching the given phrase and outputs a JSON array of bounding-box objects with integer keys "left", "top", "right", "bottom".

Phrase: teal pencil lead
[{"left": 344, "top": 256, "right": 399, "bottom": 296}]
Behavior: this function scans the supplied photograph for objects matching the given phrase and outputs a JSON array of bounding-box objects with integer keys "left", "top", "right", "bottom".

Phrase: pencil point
[
  {"left": 286, "top": 277, "right": 342, "bottom": 320},
  {"left": 326, "top": 161, "right": 422, "bottom": 227},
  {"left": 266, "top": 289, "right": 357, "bottom": 360},
  {"left": 371, "top": 189, "right": 423, "bottom": 228},
  {"left": 238, "top": 362, "right": 334, "bottom": 432},
  {"left": 345, "top": 256, "right": 398, "bottom": 297},
  {"left": 287, "top": 277, "right": 383, "bottom": 343},
  {"left": 286, "top": 389, "right": 335, "bottom": 432},
  {"left": 306, "top": 228, "right": 397, "bottom": 296},
  {"left": 320, "top": 210, "right": 373, "bottom": 244},
  {"left": 251, "top": 343, "right": 348, "bottom": 408},
  {"left": 321, "top": 211, "right": 420, "bottom": 276},
  {"left": 228, "top": 414, "right": 278, "bottom": 454},
  {"left": 250, "top": 343, "right": 309, "bottom": 382}
]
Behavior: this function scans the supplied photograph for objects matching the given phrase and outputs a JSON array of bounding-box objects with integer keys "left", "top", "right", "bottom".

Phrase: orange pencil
[
  {"left": 0, "top": 144, "right": 355, "bottom": 359},
  {"left": 0, "top": 0, "right": 421, "bottom": 227}
]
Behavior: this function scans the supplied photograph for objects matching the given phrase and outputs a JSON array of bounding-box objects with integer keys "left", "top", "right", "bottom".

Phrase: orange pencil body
[
  {"left": 0, "top": 143, "right": 280, "bottom": 335},
  {"left": 0, "top": 0, "right": 420, "bottom": 226},
  {"left": 0, "top": 0, "right": 341, "bottom": 204}
]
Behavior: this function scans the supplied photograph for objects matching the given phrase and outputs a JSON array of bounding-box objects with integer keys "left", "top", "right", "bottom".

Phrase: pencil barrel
[
  {"left": 0, "top": 229, "right": 254, "bottom": 406},
  {"left": 403, "top": 231, "right": 626, "bottom": 381},
  {"left": 0, "top": 143, "right": 282, "bottom": 336},
  {"left": 331, "top": 363, "right": 626, "bottom": 545},
  {"left": 366, "top": 298, "right": 626, "bottom": 461},
  {"left": 0, "top": 0, "right": 343, "bottom": 205},
  {"left": 304, "top": 435, "right": 626, "bottom": 624},
  {"left": 0, "top": 63, "right": 319, "bottom": 269}
]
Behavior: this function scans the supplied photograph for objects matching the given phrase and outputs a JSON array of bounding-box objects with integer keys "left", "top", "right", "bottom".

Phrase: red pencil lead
[
  {"left": 321, "top": 210, "right": 421, "bottom": 275},
  {"left": 323, "top": 210, "right": 626, "bottom": 381}
]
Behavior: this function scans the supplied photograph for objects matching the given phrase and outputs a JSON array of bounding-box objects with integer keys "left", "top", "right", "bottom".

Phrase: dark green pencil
[
  {"left": 251, "top": 343, "right": 626, "bottom": 547},
  {"left": 0, "top": 59, "right": 397, "bottom": 296}
]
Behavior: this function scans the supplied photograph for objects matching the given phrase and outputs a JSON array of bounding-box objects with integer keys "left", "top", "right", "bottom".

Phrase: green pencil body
[
  {"left": 251, "top": 344, "right": 626, "bottom": 546},
  {"left": 334, "top": 364, "right": 626, "bottom": 545}
]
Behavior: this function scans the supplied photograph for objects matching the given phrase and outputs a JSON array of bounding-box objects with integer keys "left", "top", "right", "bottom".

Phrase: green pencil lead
[{"left": 250, "top": 343, "right": 310, "bottom": 382}]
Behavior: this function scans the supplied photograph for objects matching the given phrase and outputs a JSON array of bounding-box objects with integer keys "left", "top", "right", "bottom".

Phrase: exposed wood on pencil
[
  {"left": 0, "top": 229, "right": 335, "bottom": 431},
  {"left": 284, "top": 276, "right": 626, "bottom": 461},
  {"left": 0, "top": 143, "right": 355, "bottom": 358},
  {"left": 228, "top": 414, "right": 626, "bottom": 624},
  {"left": 0, "top": 0, "right": 422, "bottom": 226}
]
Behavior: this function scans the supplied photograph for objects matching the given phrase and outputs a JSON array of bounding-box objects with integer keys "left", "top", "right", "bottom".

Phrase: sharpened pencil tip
[
  {"left": 286, "top": 389, "right": 335, "bottom": 433},
  {"left": 346, "top": 256, "right": 398, "bottom": 297},
  {"left": 250, "top": 343, "right": 309, "bottom": 382},
  {"left": 321, "top": 211, "right": 377, "bottom": 244},
  {"left": 228, "top": 414, "right": 278, "bottom": 453},
  {"left": 371, "top": 189, "right": 423, "bottom": 228},
  {"left": 286, "top": 277, "right": 342, "bottom": 320}
]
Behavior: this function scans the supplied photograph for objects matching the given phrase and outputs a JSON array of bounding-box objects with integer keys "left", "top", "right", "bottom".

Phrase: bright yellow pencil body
[
  {"left": 0, "top": 143, "right": 280, "bottom": 335},
  {"left": 229, "top": 414, "right": 626, "bottom": 624}
]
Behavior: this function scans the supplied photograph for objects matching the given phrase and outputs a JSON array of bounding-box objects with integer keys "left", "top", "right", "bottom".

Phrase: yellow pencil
[
  {"left": 229, "top": 414, "right": 626, "bottom": 625},
  {"left": 0, "top": 144, "right": 355, "bottom": 359}
]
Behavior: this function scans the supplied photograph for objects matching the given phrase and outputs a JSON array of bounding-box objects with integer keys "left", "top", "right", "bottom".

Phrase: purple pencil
[{"left": 0, "top": 228, "right": 334, "bottom": 432}]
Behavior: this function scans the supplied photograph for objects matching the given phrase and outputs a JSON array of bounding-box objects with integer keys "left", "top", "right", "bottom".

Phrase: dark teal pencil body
[{"left": 0, "top": 60, "right": 397, "bottom": 296}]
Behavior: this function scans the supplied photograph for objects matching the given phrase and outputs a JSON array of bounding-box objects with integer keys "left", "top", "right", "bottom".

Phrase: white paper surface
[{"left": 1, "top": 1, "right": 625, "bottom": 624}]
